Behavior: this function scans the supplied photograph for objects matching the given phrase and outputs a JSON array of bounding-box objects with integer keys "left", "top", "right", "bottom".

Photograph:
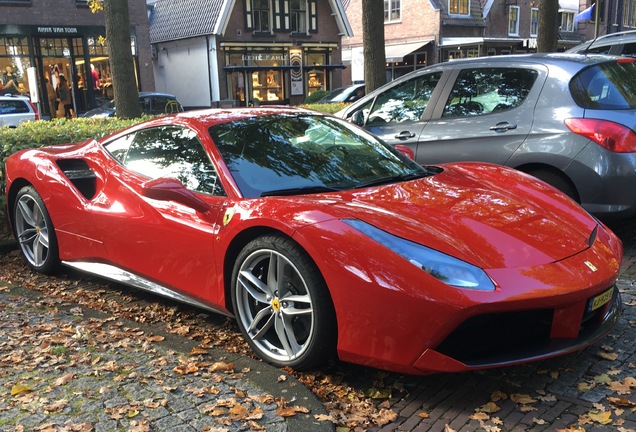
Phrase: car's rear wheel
[
  {"left": 13, "top": 186, "right": 60, "bottom": 274},
  {"left": 526, "top": 168, "right": 580, "bottom": 202},
  {"left": 231, "top": 234, "right": 336, "bottom": 370}
]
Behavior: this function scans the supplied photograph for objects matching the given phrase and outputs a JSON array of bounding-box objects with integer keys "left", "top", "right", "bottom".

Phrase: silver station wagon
[{"left": 337, "top": 53, "right": 636, "bottom": 218}]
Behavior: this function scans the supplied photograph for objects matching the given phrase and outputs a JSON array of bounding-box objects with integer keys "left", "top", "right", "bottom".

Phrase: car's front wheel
[
  {"left": 231, "top": 234, "right": 336, "bottom": 370},
  {"left": 13, "top": 186, "right": 60, "bottom": 274}
]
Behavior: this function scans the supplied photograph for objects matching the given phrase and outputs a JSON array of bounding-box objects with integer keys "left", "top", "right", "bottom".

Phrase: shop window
[
  {"left": 384, "top": 0, "right": 401, "bottom": 22},
  {"left": 0, "top": 37, "right": 29, "bottom": 56},
  {"left": 251, "top": 70, "right": 283, "bottom": 103},
  {"left": 448, "top": 0, "right": 469, "bottom": 16},
  {"left": 246, "top": 0, "right": 272, "bottom": 33},
  {"left": 307, "top": 70, "right": 324, "bottom": 95},
  {"left": 509, "top": 6, "right": 520, "bottom": 36}
]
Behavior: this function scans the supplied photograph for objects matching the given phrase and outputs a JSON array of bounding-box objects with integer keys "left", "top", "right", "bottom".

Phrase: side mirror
[
  {"left": 394, "top": 145, "right": 415, "bottom": 160},
  {"left": 351, "top": 110, "right": 366, "bottom": 126},
  {"left": 141, "top": 177, "right": 211, "bottom": 213}
]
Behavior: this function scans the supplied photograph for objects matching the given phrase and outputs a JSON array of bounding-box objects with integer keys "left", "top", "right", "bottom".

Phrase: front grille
[{"left": 435, "top": 309, "right": 554, "bottom": 364}]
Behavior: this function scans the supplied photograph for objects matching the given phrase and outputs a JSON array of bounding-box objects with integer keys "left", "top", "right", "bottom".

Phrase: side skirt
[{"left": 62, "top": 260, "right": 231, "bottom": 317}]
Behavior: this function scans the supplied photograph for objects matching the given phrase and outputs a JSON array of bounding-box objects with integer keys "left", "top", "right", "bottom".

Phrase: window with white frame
[
  {"left": 385, "top": 0, "right": 401, "bottom": 21},
  {"left": 246, "top": 0, "right": 272, "bottom": 33},
  {"left": 632, "top": 0, "right": 636, "bottom": 26},
  {"left": 449, "top": 0, "right": 469, "bottom": 15},
  {"left": 560, "top": 12, "right": 574, "bottom": 31},
  {"left": 530, "top": 8, "right": 538, "bottom": 36},
  {"left": 509, "top": 6, "right": 520, "bottom": 36}
]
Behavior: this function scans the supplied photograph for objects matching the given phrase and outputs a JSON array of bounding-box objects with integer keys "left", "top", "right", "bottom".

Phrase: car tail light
[
  {"left": 564, "top": 118, "right": 636, "bottom": 153},
  {"left": 28, "top": 100, "right": 39, "bottom": 120}
]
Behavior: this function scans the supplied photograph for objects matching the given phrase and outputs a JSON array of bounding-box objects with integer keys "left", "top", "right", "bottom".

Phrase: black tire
[
  {"left": 526, "top": 169, "right": 579, "bottom": 202},
  {"left": 231, "top": 233, "right": 336, "bottom": 370},
  {"left": 13, "top": 186, "right": 60, "bottom": 274}
]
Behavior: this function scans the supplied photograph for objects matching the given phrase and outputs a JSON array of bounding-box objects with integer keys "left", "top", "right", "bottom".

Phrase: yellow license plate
[{"left": 591, "top": 288, "right": 614, "bottom": 311}]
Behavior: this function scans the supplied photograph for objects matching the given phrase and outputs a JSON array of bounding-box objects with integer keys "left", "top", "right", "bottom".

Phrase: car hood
[{"left": 309, "top": 163, "right": 598, "bottom": 269}]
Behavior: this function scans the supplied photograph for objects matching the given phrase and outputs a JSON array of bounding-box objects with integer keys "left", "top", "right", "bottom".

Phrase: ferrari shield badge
[{"left": 223, "top": 208, "right": 236, "bottom": 226}]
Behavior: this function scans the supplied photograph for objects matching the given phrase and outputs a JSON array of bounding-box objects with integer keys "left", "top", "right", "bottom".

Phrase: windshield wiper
[
  {"left": 354, "top": 172, "right": 428, "bottom": 189},
  {"left": 261, "top": 185, "right": 342, "bottom": 197}
]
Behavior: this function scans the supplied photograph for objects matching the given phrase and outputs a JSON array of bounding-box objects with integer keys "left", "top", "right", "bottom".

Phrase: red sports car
[{"left": 3, "top": 107, "right": 622, "bottom": 374}]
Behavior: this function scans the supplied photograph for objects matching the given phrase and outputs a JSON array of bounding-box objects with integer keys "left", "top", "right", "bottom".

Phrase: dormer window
[
  {"left": 246, "top": 0, "right": 272, "bottom": 33},
  {"left": 449, "top": 0, "right": 469, "bottom": 16},
  {"left": 290, "top": 0, "right": 307, "bottom": 33}
]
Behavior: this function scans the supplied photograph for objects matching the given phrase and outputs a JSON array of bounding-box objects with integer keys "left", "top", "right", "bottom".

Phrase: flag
[{"left": 574, "top": 4, "right": 595, "bottom": 24}]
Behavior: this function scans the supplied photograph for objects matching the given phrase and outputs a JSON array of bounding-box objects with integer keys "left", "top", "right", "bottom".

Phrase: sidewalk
[{"left": 0, "top": 237, "right": 333, "bottom": 432}]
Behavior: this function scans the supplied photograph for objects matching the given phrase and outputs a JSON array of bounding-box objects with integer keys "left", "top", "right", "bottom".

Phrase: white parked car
[{"left": 0, "top": 95, "right": 38, "bottom": 128}]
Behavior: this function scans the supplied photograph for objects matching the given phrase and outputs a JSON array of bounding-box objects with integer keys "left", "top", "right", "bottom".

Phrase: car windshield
[
  {"left": 321, "top": 86, "right": 359, "bottom": 103},
  {"left": 570, "top": 59, "right": 636, "bottom": 109},
  {"left": 209, "top": 114, "right": 430, "bottom": 198}
]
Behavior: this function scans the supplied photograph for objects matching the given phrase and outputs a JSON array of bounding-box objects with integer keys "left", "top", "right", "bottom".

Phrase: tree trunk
[
  {"left": 104, "top": 0, "right": 142, "bottom": 119},
  {"left": 362, "top": 0, "right": 386, "bottom": 92},
  {"left": 537, "top": 0, "right": 559, "bottom": 53}
]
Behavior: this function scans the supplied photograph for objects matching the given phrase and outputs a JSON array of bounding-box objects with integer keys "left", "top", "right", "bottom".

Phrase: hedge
[{"left": 0, "top": 103, "right": 352, "bottom": 218}]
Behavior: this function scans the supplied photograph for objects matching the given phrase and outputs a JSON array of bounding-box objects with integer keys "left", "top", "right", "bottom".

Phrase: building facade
[
  {"left": 341, "top": 0, "right": 584, "bottom": 85},
  {"left": 148, "top": 0, "right": 352, "bottom": 108},
  {"left": 0, "top": 0, "right": 154, "bottom": 118}
]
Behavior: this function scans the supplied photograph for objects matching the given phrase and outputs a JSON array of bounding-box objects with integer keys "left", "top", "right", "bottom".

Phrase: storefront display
[
  {"left": 222, "top": 42, "right": 343, "bottom": 106},
  {"left": 0, "top": 25, "right": 139, "bottom": 118}
]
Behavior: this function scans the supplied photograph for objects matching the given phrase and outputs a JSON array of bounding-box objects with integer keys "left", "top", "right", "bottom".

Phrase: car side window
[
  {"left": 365, "top": 72, "right": 443, "bottom": 124},
  {"left": 621, "top": 42, "right": 636, "bottom": 58},
  {"left": 104, "top": 126, "right": 225, "bottom": 196},
  {"left": 442, "top": 68, "right": 538, "bottom": 118},
  {"left": 0, "top": 100, "right": 29, "bottom": 114}
]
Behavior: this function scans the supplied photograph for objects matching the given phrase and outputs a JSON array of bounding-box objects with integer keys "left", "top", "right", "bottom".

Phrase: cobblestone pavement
[
  {"left": 1, "top": 219, "right": 636, "bottom": 432},
  {"left": 0, "top": 267, "right": 331, "bottom": 432}
]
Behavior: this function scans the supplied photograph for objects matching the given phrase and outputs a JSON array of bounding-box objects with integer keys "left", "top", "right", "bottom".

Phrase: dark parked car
[
  {"left": 82, "top": 92, "right": 184, "bottom": 118},
  {"left": 319, "top": 83, "right": 365, "bottom": 104},
  {"left": 336, "top": 53, "right": 636, "bottom": 218},
  {"left": 567, "top": 30, "right": 636, "bottom": 57}
]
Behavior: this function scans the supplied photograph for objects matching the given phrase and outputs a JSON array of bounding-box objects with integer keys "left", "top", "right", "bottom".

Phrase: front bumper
[{"left": 413, "top": 285, "right": 622, "bottom": 373}]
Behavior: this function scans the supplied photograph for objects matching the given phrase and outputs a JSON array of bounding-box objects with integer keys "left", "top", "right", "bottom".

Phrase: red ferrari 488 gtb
[{"left": 3, "top": 107, "right": 622, "bottom": 374}]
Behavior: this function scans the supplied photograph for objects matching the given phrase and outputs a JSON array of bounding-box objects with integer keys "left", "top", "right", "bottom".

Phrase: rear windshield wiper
[
  {"left": 261, "top": 185, "right": 342, "bottom": 197},
  {"left": 354, "top": 172, "right": 428, "bottom": 189}
]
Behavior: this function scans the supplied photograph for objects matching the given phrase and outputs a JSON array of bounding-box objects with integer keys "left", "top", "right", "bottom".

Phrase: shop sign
[
  {"left": 290, "top": 48, "right": 303, "bottom": 96},
  {"left": 242, "top": 53, "right": 288, "bottom": 64},
  {"left": 36, "top": 26, "right": 80, "bottom": 35}
]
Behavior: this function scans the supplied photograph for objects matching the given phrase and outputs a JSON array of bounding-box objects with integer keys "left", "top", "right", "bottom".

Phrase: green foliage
[
  {"left": 303, "top": 90, "right": 329, "bottom": 104},
  {"left": 0, "top": 117, "right": 143, "bottom": 220},
  {"left": 299, "top": 102, "right": 351, "bottom": 115}
]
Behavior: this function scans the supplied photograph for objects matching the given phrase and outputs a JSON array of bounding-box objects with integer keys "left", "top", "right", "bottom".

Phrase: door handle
[
  {"left": 490, "top": 122, "right": 518, "bottom": 132},
  {"left": 395, "top": 130, "right": 416, "bottom": 140}
]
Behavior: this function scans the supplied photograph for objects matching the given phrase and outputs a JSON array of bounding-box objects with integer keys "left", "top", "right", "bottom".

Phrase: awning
[
  {"left": 385, "top": 41, "right": 431, "bottom": 62},
  {"left": 439, "top": 37, "right": 484, "bottom": 47},
  {"left": 559, "top": 0, "right": 579, "bottom": 11},
  {"left": 439, "top": 37, "right": 525, "bottom": 48}
]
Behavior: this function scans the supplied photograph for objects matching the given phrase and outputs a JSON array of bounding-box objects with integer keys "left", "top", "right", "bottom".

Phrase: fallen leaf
[
  {"left": 476, "top": 401, "right": 500, "bottom": 413},
  {"left": 511, "top": 393, "right": 537, "bottom": 405},
  {"left": 588, "top": 410, "right": 612, "bottom": 425},
  {"left": 11, "top": 384, "right": 32, "bottom": 396}
]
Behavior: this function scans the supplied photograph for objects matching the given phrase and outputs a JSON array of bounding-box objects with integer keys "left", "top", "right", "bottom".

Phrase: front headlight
[{"left": 345, "top": 219, "right": 495, "bottom": 291}]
